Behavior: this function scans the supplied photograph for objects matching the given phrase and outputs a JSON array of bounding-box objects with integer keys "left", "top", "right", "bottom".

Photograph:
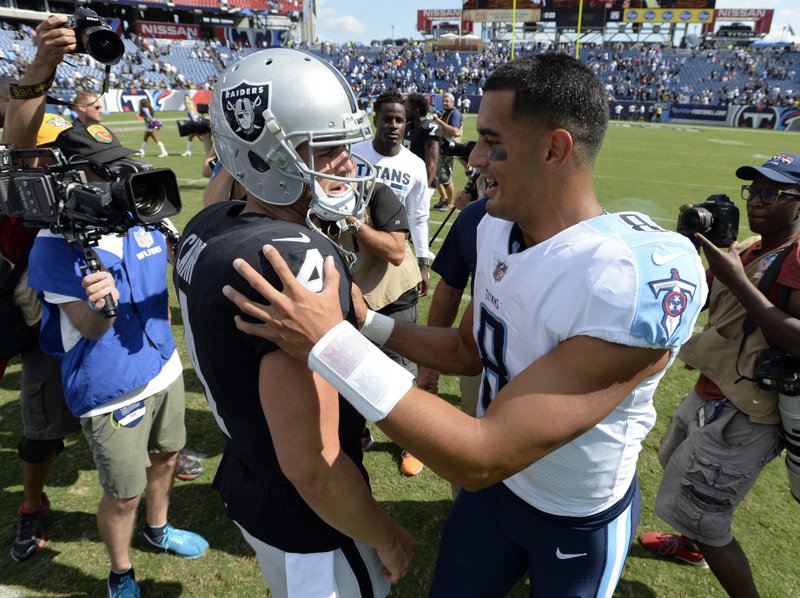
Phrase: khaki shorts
[
  {"left": 81, "top": 375, "right": 186, "bottom": 499},
  {"left": 654, "top": 390, "right": 784, "bottom": 546},
  {"left": 436, "top": 154, "right": 454, "bottom": 186},
  {"left": 20, "top": 343, "right": 80, "bottom": 440}
]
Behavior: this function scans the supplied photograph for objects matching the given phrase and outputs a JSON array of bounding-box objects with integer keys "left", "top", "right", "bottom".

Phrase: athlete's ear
[{"left": 543, "top": 128, "right": 572, "bottom": 172}]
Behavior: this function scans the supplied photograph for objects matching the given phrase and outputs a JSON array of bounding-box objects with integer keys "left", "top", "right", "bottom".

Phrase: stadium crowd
[{"left": 2, "top": 18, "right": 799, "bottom": 109}]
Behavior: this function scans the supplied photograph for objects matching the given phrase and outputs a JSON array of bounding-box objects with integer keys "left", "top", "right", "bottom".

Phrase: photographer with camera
[
  {"left": 640, "top": 153, "right": 800, "bottom": 598},
  {"left": 2, "top": 16, "right": 207, "bottom": 596},
  {"left": 431, "top": 93, "right": 463, "bottom": 212}
]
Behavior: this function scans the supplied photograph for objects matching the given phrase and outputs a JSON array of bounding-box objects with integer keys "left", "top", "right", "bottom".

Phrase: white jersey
[
  {"left": 473, "top": 211, "right": 707, "bottom": 517},
  {"left": 353, "top": 141, "right": 430, "bottom": 260}
]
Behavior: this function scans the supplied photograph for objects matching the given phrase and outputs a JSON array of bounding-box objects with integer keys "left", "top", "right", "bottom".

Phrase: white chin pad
[{"left": 311, "top": 180, "right": 358, "bottom": 222}]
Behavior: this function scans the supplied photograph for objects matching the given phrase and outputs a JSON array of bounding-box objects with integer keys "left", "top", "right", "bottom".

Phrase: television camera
[
  {"left": 440, "top": 139, "right": 476, "bottom": 160},
  {"left": 177, "top": 102, "right": 211, "bottom": 137},
  {"left": 0, "top": 145, "right": 181, "bottom": 316}
]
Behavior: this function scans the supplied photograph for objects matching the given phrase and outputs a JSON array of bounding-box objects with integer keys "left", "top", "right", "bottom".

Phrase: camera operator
[
  {"left": 2, "top": 16, "right": 207, "bottom": 596},
  {"left": 640, "top": 153, "right": 800, "bottom": 598},
  {"left": 431, "top": 93, "right": 463, "bottom": 212}
]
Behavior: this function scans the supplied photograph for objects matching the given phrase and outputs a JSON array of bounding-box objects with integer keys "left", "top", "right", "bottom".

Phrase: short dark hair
[
  {"left": 405, "top": 93, "right": 429, "bottom": 117},
  {"left": 484, "top": 53, "right": 608, "bottom": 166},
  {"left": 373, "top": 90, "right": 404, "bottom": 116}
]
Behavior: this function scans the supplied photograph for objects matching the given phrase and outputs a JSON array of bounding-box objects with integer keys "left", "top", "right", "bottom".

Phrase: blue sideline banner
[{"left": 667, "top": 104, "right": 729, "bottom": 124}]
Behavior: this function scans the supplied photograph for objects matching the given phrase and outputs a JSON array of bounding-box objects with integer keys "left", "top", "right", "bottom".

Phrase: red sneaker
[
  {"left": 11, "top": 493, "right": 51, "bottom": 562},
  {"left": 639, "top": 532, "right": 708, "bottom": 567}
]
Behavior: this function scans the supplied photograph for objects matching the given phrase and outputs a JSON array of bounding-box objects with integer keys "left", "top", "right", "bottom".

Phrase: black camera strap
[{"left": 735, "top": 239, "right": 798, "bottom": 383}]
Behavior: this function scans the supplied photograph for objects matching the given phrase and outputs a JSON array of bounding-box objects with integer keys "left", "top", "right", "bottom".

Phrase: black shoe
[
  {"left": 11, "top": 493, "right": 50, "bottom": 562},
  {"left": 432, "top": 200, "right": 447, "bottom": 211},
  {"left": 360, "top": 428, "right": 374, "bottom": 451}
]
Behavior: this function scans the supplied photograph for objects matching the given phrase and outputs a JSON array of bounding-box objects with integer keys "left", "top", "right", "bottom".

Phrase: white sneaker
[
  {"left": 158, "top": 152, "right": 168, "bottom": 158},
  {"left": 181, "top": 151, "right": 192, "bottom": 157},
  {"left": 136, "top": 150, "right": 145, "bottom": 157}
]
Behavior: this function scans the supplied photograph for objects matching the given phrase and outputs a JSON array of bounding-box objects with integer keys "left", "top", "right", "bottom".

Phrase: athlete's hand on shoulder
[
  {"left": 377, "top": 525, "right": 415, "bottom": 584},
  {"left": 223, "top": 244, "right": 345, "bottom": 361}
]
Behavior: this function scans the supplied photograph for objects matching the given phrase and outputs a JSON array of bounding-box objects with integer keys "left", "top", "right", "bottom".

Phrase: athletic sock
[
  {"left": 109, "top": 566, "right": 135, "bottom": 586},
  {"left": 143, "top": 523, "right": 167, "bottom": 544}
]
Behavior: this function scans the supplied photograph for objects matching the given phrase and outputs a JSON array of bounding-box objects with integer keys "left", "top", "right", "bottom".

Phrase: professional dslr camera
[
  {"left": 0, "top": 146, "right": 180, "bottom": 235},
  {"left": 753, "top": 348, "right": 800, "bottom": 502},
  {"left": 67, "top": 8, "right": 125, "bottom": 66},
  {"left": 677, "top": 194, "right": 739, "bottom": 247},
  {"left": 177, "top": 117, "right": 211, "bottom": 137},
  {"left": 440, "top": 140, "right": 476, "bottom": 160}
]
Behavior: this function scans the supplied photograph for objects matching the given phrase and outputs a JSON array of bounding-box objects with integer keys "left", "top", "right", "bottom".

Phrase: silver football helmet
[{"left": 210, "top": 48, "right": 375, "bottom": 220}]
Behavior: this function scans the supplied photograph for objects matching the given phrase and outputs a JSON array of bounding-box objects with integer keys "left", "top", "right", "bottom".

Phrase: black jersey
[
  {"left": 403, "top": 117, "right": 442, "bottom": 164},
  {"left": 174, "top": 201, "right": 367, "bottom": 552}
]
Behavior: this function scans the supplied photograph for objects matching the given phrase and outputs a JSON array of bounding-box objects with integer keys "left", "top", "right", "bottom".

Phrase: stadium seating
[{"left": 2, "top": 19, "right": 797, "bottom": 109}]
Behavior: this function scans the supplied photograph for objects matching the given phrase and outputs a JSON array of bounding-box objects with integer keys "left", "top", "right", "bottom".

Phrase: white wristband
[
  {"left": 309, "top": 321, "right": 414, "bottom": 422},
  {"left": 360, "top": 309, "right": 395, "bottom": 345}
]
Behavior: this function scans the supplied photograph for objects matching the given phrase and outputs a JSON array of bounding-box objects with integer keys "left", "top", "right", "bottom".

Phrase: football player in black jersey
[
  {"left": 174, "top": 49, "right": 414, "bottom": 597},
  {"left": 403, "top": 92, "right": 441, "bottom": 189}
]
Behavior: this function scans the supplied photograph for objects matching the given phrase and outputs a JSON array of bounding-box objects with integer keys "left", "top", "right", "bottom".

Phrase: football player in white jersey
[{"left": 223, "top": 53, "right": 707, "bottom": 597}]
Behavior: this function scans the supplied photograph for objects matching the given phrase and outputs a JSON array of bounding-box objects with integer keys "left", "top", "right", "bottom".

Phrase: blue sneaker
[
  {"left": 141, "top": 524, "right": 208, "bottom": 559},
  {"left": 108, "top": 573, "right": 140, "bottom": 598}
]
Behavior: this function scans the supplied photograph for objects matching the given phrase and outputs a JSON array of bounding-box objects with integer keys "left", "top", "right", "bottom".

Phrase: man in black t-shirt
[
  {"left": 175, "top": 49, "right": 413, "bottom": 597},
  {"left": 323, "top": 181, "right": 425, "bottom": 475}
]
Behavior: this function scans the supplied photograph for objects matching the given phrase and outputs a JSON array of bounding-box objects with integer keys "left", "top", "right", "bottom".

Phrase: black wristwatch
[{"left": 417, "top": 257, "right": 429, "bottom": 268}]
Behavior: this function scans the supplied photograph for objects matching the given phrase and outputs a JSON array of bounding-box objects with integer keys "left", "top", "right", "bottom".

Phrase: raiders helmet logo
[{"left": 221, "top": 80, "right": 271, "bottom": 143}]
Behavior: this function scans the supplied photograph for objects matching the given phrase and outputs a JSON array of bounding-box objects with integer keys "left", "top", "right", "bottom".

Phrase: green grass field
[{"left": 1, "top": 112, "right": 798, "bottom": 597}]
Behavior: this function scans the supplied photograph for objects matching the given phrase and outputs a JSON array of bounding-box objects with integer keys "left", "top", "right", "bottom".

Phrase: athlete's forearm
[{"left": 384, "top": 316, "right": 481, "bottom": 376}]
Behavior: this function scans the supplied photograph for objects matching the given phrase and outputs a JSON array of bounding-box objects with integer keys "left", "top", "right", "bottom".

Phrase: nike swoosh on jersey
[
  {"left": 651, "top": 249, "right": 684, "bottom": 266},
  {"left": 555, "top": 547, "right": 588, "bottom": 560},
  {"left": 273, "top": 233, "right": 311, "bottom": 244}
]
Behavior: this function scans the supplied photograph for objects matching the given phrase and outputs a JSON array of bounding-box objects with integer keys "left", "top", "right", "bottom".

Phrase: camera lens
[
  {"left": 680, "top": 207, "right": 713, "bottom": 233},
  {"left": 84, "top": 27, "right": 125, "bottom": 65},
  {"left": 132, "top": 180, "right": 164, "bottom": 217}
]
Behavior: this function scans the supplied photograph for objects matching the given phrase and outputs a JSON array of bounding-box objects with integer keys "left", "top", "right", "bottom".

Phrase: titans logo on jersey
[{"left": 648, "top": 268, "right": 698, "bottom": 341}]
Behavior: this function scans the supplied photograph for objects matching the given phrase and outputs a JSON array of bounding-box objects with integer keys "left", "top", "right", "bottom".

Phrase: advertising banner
[
  {"left": 463, "top": 0, "right": 541, "bottom": 22},
  {"left": 623, "top": 8, "right": 714, "bottom": 24},
  {"left": 136, "top": 21, "right": 201, "bottom": 40}
]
